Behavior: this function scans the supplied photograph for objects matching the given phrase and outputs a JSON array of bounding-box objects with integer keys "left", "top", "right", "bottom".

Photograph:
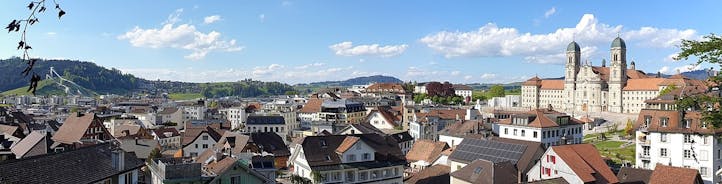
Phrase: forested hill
[
  {"left": 0, "top": 57, "right": 139, "bottom": 94},
  {"left": 0, "top": 58, "right": 296, "bottom": 97},
  {"left": 301, "top": 75, "right": 403, "bottom": 86}
]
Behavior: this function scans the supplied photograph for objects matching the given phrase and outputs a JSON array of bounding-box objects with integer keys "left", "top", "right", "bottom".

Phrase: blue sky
[{"left": 1, "top": 0, "right": 720, "bottom": 84}]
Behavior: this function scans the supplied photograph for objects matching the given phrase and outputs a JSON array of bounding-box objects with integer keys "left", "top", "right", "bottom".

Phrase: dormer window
[
  {"left": 325, "top": 154, "right": 331, "bottom": 161},
  {"left": 684, "top": 119, "right": 692, "bottom": 129},
  {"left": 320, "top": 139, "right": 327, "bottom": 147},
  {"left": 702, "top": 121, "right": 708, "bottom": 129},
  {"left": 644, "top": 116, "right": 652, "bottom": 127}
]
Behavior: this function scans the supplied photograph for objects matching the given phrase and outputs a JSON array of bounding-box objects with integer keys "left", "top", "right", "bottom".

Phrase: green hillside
[{"left": 1, "top": 79, "right": 98, "bottom": 96}]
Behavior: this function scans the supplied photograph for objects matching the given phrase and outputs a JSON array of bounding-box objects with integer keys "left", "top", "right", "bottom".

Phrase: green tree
[
  {"left": 472, "top": 91, "right": 487, "bottom": 102},
  {"left": 674, "top": 34, "right": 722, "bottom": 127},
  {"left": 285, "top": 91, "right": 298, "bottom": 95},
  {"left": 624, "top": 119, "right": 634, "bottom": 136},
  {"left": 147, "top": 148, "right": 162, "bottom": 164},
  {"left": 488, "top": 85, "right": 506, "bottom": 97}
]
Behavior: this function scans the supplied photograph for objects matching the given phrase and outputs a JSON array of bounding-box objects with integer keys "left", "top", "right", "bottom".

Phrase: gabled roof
[
  {"left": 299, "top": 98, "right": 323, "bottom": 113},
  {"left": 365, "top": 83, "right": 406, "bottom": 93},
  {"left": 540, "top": 80, "right": 564, "bottom": 90},
  {"left": 52, "top": 113, "right": 100, "bottom": 144},
  {"left": 195, "top": 132, "right": 250, "bottom": 163},
  {"left": 449, "top": 137, "right": 544, "bottom": 174},
  {"left": 450, "top": 159, "right": 517, "bottom": 184},
  {"left": 182, "top": 125, "right": 224, "bottom": 146},
  {"left": 152, "top": 127, "right": 181, "bottom": 139},
  {"left": 551, "top": 144, "right": 619, "bottom": 183},
  {"left": 624, "top": 78, "right": 666, "bottom": 91},
  {"left": 0, "top": 143, "right": 144, "bottom": 184},
  {"left": 157, "top": 107, "right": 179, "bottom": 114},
  {"left": 498, "top": 109, "right": 580, "bottom": 128},
  {"left": 406, "top": 140, "right": 449, "bottom": 163},
  {"left": 300, "top": 134, "right": 405, "bottom": 167},
  {"left": 119, "top": 138, "right": 160, "bottom": 159},
  {"left": 648, "top": 164, "right": 702, "bottom": 184},
  {"left": 365, "top": 108, "right": 400, "bottom": 127},
  {"left": 248, "top": 132, "right": 290, "bottom": 156},
  {"left": 10, "top": 131, "right": 49, "bottom": 158},
  {"left": 336, "top": 121, "right": 384, "bottom": 135},
  {"left": 335, "top": 136, "right": 360, "bottom": 153}
]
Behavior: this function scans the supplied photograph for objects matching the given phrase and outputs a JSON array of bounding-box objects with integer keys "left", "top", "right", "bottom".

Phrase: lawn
[
  {"left": 584, "top": 135, "right": 635, "bottom": 165},
  {"left": 168, "top": 93, "right": 204, "bottom": 100}
]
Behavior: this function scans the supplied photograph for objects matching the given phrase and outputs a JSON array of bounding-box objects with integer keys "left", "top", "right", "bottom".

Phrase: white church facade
[{"left": 521, "top": 37, "right": 669, "bottom": 114}]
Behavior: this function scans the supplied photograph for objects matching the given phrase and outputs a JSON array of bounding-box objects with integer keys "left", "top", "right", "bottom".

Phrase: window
[
  {"left": 363, "top": 153, "right": 370, "bottom": 160},
  {"left": 513, "top": 129, "right": 518, "bottom": 136},
  {"left": 660, "top": 117, "right": 668, "bottom": 127},
  {"left": 504, "top": 128, "right": 508, "bottom": 135},
  {"left": 230, "top": 176, "right": 241, "bottom": 184},
  {"left": 195, "top": 144, "right": 198, "bottom": 148},
  {"left": 643, "top": 146, "right": 650, "bottom": 156},
  {"left": 700, "top": 150, "right": 709, "bottom": 161},
  {"left": 684, "top": 134, "right": 693, "bottom": 143},
  {"left": 701, "top": 167, "right": 709, "bottom": 177},
  {"left": 359, "top": 171, "right": 368, "bottom": 181},
  {"left": 533, "top": 131, "right": 538, "bottom": 138},
  {"left": 124, "top": 173, "right": 133, "bottom": 184},
  {"left": 348, "top": 154, "right": 356, "bottom": 161},
  {"left": 684, "top": 150, "right": 692, "bottom": 159},
  {"left": 346, "top": 171, "right": 355, "bottom": 182},
  {"left": 660, "top": 148, "right": 668, "bottom": 157},
  {"left": 551, "top": 155, "right": 556, "bottom": 164},
  {"left": 333, "top": 172, "right": 341, "bottom": 181},
  {"left": 320, "top": 140, "right": 327, "bottom": 147},
  {"left": 684, "top": 119, "right": 692, "bottom": 128},
  {"left": 202, "top": 135, "right": 209, "bottom": 140},
  {"left": 660, "top": 133, "right": 668, "bottom": 142},
  {"left": 202, "top": 144, "right": 208, "bottom": 149},
  {"left": 325, "top": 155, "right": 331, "bottom": 161},
  {"left": 521, "top": 130, "right": 526, "bottom": 136}
]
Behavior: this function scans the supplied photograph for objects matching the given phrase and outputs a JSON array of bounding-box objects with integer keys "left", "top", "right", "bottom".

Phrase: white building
[
  {"left": 182, "top": 106, "right": 206, "bottom": 121},
  {"left": 452, "top": 84, "right": 473, "bottom": 103},
  {"left": 219, "top": 106, "right": 246, "bottom": 130},
  {"left": 245, "top": 115, "right": 287, "bottom": 141},
  {"left": 521, "top": 37, "right": 674, "bottom": 114},
  {"left": 181, "top": 126, "right": 223, "bottom": 158},
  {"left": 634, "top": 80, "right": 719, "bottom": 184},
  {"left": 527, "top": 144, "right": 619, "bottom": 183},
  {"left": 487, "top": 95, "right": 521, "bottom": 108},
  {"left": 289, "top": 134, "right": 405, "bottom": 184},
  {"left": 496, "top": 109, "right": 584, "bottom": 148}
]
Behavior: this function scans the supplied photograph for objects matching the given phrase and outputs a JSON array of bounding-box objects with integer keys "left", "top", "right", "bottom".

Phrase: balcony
[{"left": 638, "top": 153, "right": 651, "bottom": 160}]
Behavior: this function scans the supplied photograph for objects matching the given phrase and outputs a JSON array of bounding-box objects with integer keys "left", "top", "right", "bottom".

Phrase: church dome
[
  {"left": 611, "top": 37, "right": 626, "bottom": 48},
  {"left": 567, "top": 41, "right": 580, "bottom": 52}
]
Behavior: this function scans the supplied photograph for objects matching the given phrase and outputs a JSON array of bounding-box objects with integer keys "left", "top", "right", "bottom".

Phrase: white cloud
[
  {"left": 464, "top": 75, "right": 473, "bottom": 80},
  {"left": 659, "top": 64, "right": 702, "bottom": 74},
  {"left": 253, "top": 64, "right": 284, "bottom": 75},
  {"left": 295, "top": 62, "right": 325, "bottom": 69},
  {"left": 420, "top": 14, "right": 698, "bottom": 64},
  {"left": 46, "top": 32, "right": 57, "bottom": 36},
  {"left": 162, "top": 9, "right": 184, "bottom": 25},
  {"left": 451, "top": 71, "right": 461, "bottom": 76},
  {"left": 330, "top": 41, "right": 408, "bottom": 57},
  {"left": 544, "top": 7, "right": 556, "bottom": 18},
  {"left": 480, "top": 73, "right": 497, "bottom": 79},
  {"left": 664, "top": 53, "right": 679, "bottom": 62},
  {"left": 119, "top": 10, "right": 243, "bottom": 60},
  {"left": 203, "top": 15, "right": 222, "bottom": 24}
]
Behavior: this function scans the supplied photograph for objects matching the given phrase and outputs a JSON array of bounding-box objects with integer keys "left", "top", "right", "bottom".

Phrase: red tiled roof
[
  {"left": 299, "top": 98, "right": 322, "bottom": 113},
  {"left": 649, "top": 164, "right": 702, "bottom": 184},
  {"left": 406, "top": 140, "right": 449, "bottom": 163},
  {"left": 540, "top": 80, "right": 564, "bottom": 90},
  {"left": 552, "top": 144, "right": 619, "bottom": 183},
  {"left": 335, "top": 136, "right": 360, "bottom": 153}
]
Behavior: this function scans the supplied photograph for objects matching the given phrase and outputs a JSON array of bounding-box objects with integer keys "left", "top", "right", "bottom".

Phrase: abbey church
[{"left": 521, "top": 37, "right": 705, "bottom": 114}]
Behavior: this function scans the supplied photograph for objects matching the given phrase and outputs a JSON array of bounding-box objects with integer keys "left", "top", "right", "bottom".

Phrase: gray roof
[
  {"left": 449, "top": 137, "right": 544, "bottom": 174},
  {"left": 246, "top": 115, "right": 285, "bottom": 125},
  {"left": 119, "top": 138, "right": 160, "bottom": 159},
  {"left": 321, "top": 99, "right": 363, "bottom": 108},
  {"left": 617, "top": 167, "right": 653, "bottom": 184},
  {"left": 0, "top": 143, "right": 144, "bottom": 184},
  {"left": 567, "top": 41, "right": 580, "bottom": 52},
  {"left": 612, "top": 37, "right": 626, "bottom": 48},
  {"left": 450, "top": 159, "right": 517, "bottom": 184}
]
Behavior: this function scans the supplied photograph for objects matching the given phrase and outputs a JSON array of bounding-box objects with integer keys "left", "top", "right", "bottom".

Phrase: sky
[{"left": 1, "top": 0, "right": 721, "bottom": 84}]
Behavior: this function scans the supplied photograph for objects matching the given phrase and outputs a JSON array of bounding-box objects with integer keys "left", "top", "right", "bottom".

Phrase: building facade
[{"left": 521, "top": 38, "right": 670, "bottom": 114}]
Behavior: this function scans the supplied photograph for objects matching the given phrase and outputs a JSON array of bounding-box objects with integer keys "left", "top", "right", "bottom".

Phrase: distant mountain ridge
[{"left": 300, "top": 75, "right": 403, "bottom": 86}]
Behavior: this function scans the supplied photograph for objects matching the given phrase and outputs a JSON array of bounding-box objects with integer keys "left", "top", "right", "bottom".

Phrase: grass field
[
  {"left": 168, "top": 93, "right": 204, "bottom": 100},
  {"left": 584, "top": 131, "right": 635, "bottom": 165}
]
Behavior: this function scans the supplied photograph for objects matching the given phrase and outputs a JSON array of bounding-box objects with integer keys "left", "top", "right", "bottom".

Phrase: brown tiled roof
[
  {"left": 152, "top": 128, "right": 181, "bottom": 139},
  {"left": 439, "top": 119, "right": 484, "bottom": 137},
  {"left": 551, "top": 144, "right": 619, "bottom": 183},
  {"left": 540, "top": 80, "right": 564, "bottom": 90},
  {"left": 10, "top": 131, "right": 47, "bottom": 158},
  {"left": 0, "top": 124, "right": 19, "bottom": 136},
  {"left": 623, "top": 78, "right": 666, "bottom": 91},
  {"left": 365, "top": 108, "right": 400, "bottom": 127},
  {"left": 523, "top": 77, "right": 542, "bottom": 86},
  {"left": 617, "top": 167, "right": 653, "bottom": 184},
  {"left": 649, "top": 164, "right": 702, "bottom": 184},
  {"left": 114, "top": 124, "right": 142, "bottom": 137},
  {"left": 196, "top": 132, "right": 250, "bottom": 163},
  {"left": 450, "top": 159, "right": 517, "bottom": 184},
  {"left": 205, "top": 157, "right": 239, "bottom": 175},
  {"left": 406, "top": 140, "right": 449, "bottom": 163},
  {"left": 415, "top": 109, "right": 467, "bottom": 121},
  {"left": 158, "top": 107, "right": 179, "bottom": 114},
  {"left": 335, "top": 136, "right": 360, "bottom": 153},
  {"left": 365, "top": 83, "right": 406, "bottom": 93},
  {"left": 636, "top": 109, "right": 722, "bottom": 134},
  {"left": 182, "top": 125, "right": 225, "bottom": 146},
  {"left": 404, "top": 165, "right": 450, "bottom": 184},
  {"left": 300, "top": 134, "right": 405, "bottom": 167},
  {"left": 52, "top": 113, "right": 99, "bottom": 144},
  {"left": 299, "top": 98, "right": 323, "bottom": 113},
  {"left": 497, "top": 109, "right": 580, "bottom": 128}
]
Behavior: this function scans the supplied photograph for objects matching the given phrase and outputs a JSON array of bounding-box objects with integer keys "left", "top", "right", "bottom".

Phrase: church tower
[
  {"left": 563, "top": 41, "right": 581, "bottom": 112},
  {"left": 608, "top": 37, "right": 627, "bottom": 113}
]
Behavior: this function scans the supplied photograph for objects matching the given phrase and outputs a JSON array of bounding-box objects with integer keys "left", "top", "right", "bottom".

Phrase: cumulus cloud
[
  {"left": 162, "top": 9, "right": 184, "bottom": 25},
  {"left": 330, "top": 41, "right": 408, "bottom": 57},
  {"left": 119, "top": 9, "right": 242, "bottom": 60},
  {"left": 203, "top": 15, "right": 222, "bottom": 24},
  {"left": 420, "top": 14, "right": 698, "bottom": 64},
  {"left": 664, "top": 53, "right": 679, "bottom": 62},
  {"left": 544, "top": 7, "right": 556, "bottom": 18},
  {"left": 253, "top": 64, "right": 284, "bottom": 76},
  {"left": 295, "top": 62, "right": 326, "bottom": 69}
]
